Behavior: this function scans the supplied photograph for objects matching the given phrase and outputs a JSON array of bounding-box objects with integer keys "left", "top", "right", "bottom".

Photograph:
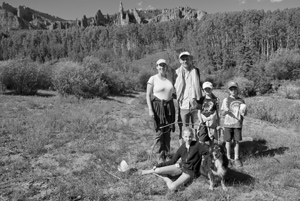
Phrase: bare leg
[
  {"left": 208, "top": 173, "right": 214, "bottom": 191},
  {"left": 142, "top": 165, "right": 181, "bottom": 176},
  {"left": 225, "top": 141, "right": 231, "bottom": 160},
  {"left": 165, "top": 172, "right": 191, "bottom": 191},
  {"left": 234, "top": 141, "right": 240, "bottom": 160}
]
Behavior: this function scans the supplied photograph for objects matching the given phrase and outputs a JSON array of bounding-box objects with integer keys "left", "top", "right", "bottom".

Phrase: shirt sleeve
[
  {"left": 148, "top": 76, "right": 154, "bottom": 85},
  {"left": 199, "top": 144, "right": 209, "bottom": 156},
  {"left": 156, "top": 147, "right": 182, "bottom": 167}
]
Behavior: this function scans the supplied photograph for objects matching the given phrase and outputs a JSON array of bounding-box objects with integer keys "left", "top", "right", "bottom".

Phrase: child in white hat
[{"left": 197, "top": 81, "right": 220, "bottom": 145}]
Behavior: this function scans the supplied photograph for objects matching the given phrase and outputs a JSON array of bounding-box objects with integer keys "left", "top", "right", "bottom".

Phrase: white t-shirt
[{"left": 148, "top": 75, "right": 174, "bottom": 101}]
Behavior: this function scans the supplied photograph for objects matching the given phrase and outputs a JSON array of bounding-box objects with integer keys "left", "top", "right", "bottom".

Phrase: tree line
[{"left": 1, "top": 8, "right": 300, "bottom": 94}]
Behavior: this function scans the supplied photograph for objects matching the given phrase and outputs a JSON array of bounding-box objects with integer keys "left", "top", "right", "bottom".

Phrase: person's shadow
[
  {"left": 225, "top": 168, "right": 254, "bottom": 185},
  {"left": 239, "top": 139, "right": 289, "bottom": 159},
  {"left": 224, "top": 138, "right": 289, "bottom": 186}
]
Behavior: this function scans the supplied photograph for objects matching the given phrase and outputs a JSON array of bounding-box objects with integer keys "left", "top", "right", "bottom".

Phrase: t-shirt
[
  {"left": 148, "top": 75, "right": 174, "bottom": 101},
  {"left": 199, "top": 96, "right": 219, "bottom": 128},
  {"left": 199, "top": 96, "right": 218, "bottom": 117},
  {"left": 221, "top": 96, "right": 245, "bottom": 128}
]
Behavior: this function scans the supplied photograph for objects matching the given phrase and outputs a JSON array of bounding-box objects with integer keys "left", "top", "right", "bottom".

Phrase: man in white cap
[{"left": 174, "top": 51, "right": 202, "bottom": 144}]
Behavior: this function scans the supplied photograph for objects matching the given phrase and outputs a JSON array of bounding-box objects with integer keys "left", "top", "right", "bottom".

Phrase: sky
[{"left": 1, "top": 0, "right": 300, "bottom": 20}]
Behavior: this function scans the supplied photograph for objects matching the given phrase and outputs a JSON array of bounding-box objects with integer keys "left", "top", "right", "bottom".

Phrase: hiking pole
[{"left": 159, "top": 121, "right": 202, "bottom": 129}]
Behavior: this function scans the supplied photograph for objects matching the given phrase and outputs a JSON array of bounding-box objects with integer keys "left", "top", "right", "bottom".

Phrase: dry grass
[{"left": 0, "top": 89, "right": 299, "bottom": 200}]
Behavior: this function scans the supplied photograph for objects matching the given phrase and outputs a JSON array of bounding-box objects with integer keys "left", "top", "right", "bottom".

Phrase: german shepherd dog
[{"left": 200, "top": 143, "right": 229, "bottom": 191}]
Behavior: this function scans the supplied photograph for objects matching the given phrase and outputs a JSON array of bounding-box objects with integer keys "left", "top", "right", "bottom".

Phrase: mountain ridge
[{"left": 0, "top": 1, "right": 206, "bottom": 31}]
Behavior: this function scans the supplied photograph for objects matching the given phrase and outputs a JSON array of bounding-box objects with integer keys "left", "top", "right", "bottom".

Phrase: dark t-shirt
[{"left": 199, "top": 95, "right": 218, "bottom": 117}]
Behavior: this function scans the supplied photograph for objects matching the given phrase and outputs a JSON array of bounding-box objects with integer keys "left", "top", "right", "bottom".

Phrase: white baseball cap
[
  {"left": 179, "top": 51, "right": 191, "bottom": 59},
  {"left": 203, "top": 81, "right": 213, "bottom": 89},
  {"left": 156, "top": 59, "right": 167, "bottom": 65}
]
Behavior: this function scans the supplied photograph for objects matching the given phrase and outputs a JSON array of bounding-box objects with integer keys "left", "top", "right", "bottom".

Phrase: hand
[
  {"left": 149, "top": 110, "right": 154, "bottom": 118},
  {"left": 175, "top": 163, "right": 180, "bottom": 168},
  {"left": 190, "top": 98, "right": 198, "bottom": 110}
]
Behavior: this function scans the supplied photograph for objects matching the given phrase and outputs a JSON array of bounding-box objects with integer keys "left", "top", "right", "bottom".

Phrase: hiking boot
[{"left": 234, "top": 159, "right": 243, "bottom": 167}]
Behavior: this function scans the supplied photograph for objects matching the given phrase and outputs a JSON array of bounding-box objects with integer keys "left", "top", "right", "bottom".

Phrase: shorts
[
  {"left": 197, "top": 123, "right": 210, "bottom": 142},
  {"left": 224, "top": 127, "right": 242, "bottom": 142}
]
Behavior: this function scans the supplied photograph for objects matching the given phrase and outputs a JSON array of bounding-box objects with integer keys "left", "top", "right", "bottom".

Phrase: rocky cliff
[{"left": 0, "top": 1, "right": 206, "bottom": 31}]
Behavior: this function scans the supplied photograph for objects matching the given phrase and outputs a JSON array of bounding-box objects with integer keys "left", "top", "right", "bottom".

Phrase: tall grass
[{"left": 246, "top": 96, "right": 300, "bottom": 129}]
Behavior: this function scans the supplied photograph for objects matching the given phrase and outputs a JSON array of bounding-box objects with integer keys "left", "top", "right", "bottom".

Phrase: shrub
[
  {"left": 82, "top": 56, "right": 128, "bottom": 94},
  {"left": 277, "top": 81, "right": 300, "bottom": 99},
  {"left": 137, "top": 70, "right": 153, "bottom": 90},
  {"left": 38, "top": 61, "right": 56, "bottom": 90},
  {"left": 246, "top": 96, "right": 300, "bottom": 127},
  {"left": 53, "top": 61, "right": 109, "bottom": 98},
  {"left": 0, "top": 59, "right": 42, "bottom": 95}
]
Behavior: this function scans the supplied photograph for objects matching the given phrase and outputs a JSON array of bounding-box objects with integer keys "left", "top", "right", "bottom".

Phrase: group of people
[{"left": 143, "top": 51, "right": 247, "bottom": 191}]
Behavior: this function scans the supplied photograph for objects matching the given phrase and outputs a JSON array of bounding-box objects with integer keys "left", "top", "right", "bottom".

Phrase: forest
[{"left": 1, "top": 8, "right": 300, "bottom": 98}]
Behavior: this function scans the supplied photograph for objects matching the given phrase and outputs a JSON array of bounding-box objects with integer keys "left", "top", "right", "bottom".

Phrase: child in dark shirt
[{"left": 198, "top": 81, "right": 220, "bottom": 145}]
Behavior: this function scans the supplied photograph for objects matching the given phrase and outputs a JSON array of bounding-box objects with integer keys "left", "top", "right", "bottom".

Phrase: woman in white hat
[{"left": 146, "top": 59, "right": 176, "bottom": 161}]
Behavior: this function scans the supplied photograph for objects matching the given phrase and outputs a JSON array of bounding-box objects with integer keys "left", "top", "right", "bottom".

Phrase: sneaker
[{"left": 235, "top": 159, "right": 243, "bottom": 167}]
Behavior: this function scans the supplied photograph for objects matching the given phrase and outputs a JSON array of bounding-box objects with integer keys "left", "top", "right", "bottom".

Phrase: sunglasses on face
[
  {"left": 180, "top": 56, "right": 190, "bottom": 61},
  {"left": 158, "top": 63, "right": 167, "bottom": 67},
  {"left": 229, "top": 87, "right": 238, "bottom": 91}
]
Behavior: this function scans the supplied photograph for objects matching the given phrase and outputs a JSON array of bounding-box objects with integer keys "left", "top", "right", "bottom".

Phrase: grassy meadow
[{"left": 0, "top": 88, "right": 299, "bottom": 201}]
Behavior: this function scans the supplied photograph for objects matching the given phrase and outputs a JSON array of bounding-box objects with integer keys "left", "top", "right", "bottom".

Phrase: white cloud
[
  {"left": 239, "top": 0, "right": 247, "bottom": 4},
  {"left": 270, "top": 0, "right": 283, "bottom": 2},
  {"left": 137, "top": 1, "right": 143, "bottom": 6},
  {"left": 145, "top": 5, "right": 155, "bottom": 10}
]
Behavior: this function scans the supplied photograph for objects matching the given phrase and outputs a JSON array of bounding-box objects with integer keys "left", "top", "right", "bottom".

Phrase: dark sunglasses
[
  {"left": 158, "top": 63, "right": 167, "bottom": 67},
  {"left": 180, "top": 56, "right": 191, "bottom": 60}
]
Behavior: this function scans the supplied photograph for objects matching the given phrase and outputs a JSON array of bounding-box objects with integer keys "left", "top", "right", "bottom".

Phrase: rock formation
[
  {"left": 0, "top": 1, "right": 207, "bottom": 30},
  {"left": 95, "top": 10, "right": 106, "bottom": 26},
  {"left": 82, "top": 15, "right": 88, "bottom": 28},
  {"left": 149, "top": 6, "right": 207, "bottom": 23}
]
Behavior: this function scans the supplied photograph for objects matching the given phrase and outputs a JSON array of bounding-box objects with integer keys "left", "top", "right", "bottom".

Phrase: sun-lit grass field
[{"left": 0, "top": 89, "right": 300, "bottom": 200}]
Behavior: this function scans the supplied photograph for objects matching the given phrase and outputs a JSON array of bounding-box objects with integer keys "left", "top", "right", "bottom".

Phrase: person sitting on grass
[{"left": 141, "top": 127, "right": 208, "bottom": 191}]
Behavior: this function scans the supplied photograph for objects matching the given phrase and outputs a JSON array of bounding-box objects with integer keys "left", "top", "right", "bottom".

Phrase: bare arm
[{"left": 146, "top": 83, "right": 154, "bottom": 118}]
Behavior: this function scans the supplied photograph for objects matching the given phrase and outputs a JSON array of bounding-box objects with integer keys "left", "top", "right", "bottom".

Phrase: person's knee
[
  {"left": 154, "top": 168, "right": 162, "bottom": 174},
  {"left": 167, "top": 182, "right": 177, "bottom": 191}
]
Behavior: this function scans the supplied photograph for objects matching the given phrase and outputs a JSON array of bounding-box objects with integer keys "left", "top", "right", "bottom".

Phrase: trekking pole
[{"left": 159, "top": 121, "right": 202, "bottom": 129}]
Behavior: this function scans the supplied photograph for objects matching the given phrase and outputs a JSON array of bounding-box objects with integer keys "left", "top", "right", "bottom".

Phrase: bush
[
  {"left": 53, "top": 61, "right": 109, "bottom": 98},
  {"left": 38, "top": 61, "right": 56, "bottom": 90},
  {"left": 82, "top": 56, "right": 128, "bottom": 94},
  {"left": 0, "top": 59, "right": 43, "bottom": 95},
  {"left": 229, "top": 77, "right": 255, "bottom": 97},
  {"left": 277, "top": 81, "right": 300, "bottom": 99},
  {"left": 246, "top": 96, "right": 300, "bottom": 127},
  {"left": 137, "top": 70, "right": 153, "bottom": 90}
]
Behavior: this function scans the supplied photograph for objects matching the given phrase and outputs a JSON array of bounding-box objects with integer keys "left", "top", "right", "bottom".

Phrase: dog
[{"left": 200, "top": 143, "right": 229, "bottom": 191}]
